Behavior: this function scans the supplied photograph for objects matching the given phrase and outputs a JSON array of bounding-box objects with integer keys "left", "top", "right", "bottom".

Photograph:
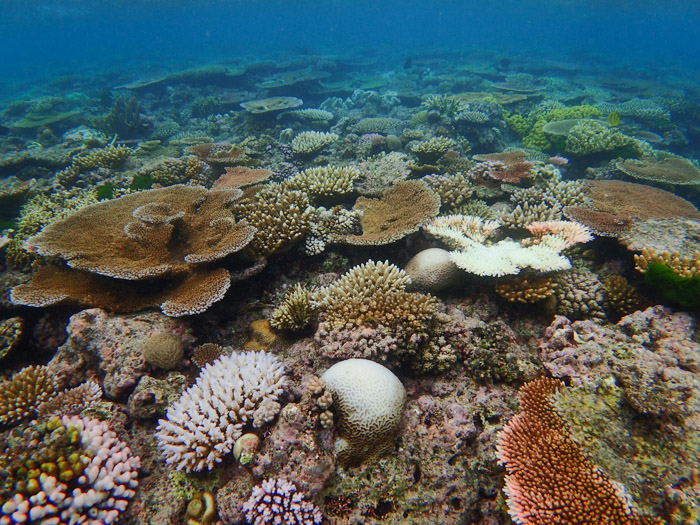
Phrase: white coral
[{"left": 155, "top": 350, "right": 286, "bottom": 472}]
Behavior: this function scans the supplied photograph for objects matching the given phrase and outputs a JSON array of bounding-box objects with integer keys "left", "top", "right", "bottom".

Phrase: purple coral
[{"left": 242, "top": 478, "right": 322, "bottom": 525}]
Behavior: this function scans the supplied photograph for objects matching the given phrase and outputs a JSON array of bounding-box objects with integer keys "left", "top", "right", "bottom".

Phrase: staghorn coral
[
  {"left": 603, "top": 274, "right": 646, "bottom": 318},
  {"left": 0, "top": 415, "right": 140, "bottom": 525},
  {"left": 0, "top": 365, "right": 57, "bottom": 426},
  {"left": 321, "top": 359, "right": 406, "bottom": 466},
  {"left": 564, "top": 120, "right": 650, "bottom": 157},
  {"left": 242, "top": 478, "right": 322, "bottom": 525},
  {"left": 345, "top": 180, "right": 440, "bottom": 245},
  {"left": 232, "top": 184, "right": 311, "bottom": 258},
  {"left": 495, "top": 276, "right": 556, "bottom": 303},
  {"left": 290, "top": 131, "right": 338, "bottom": 156},
  {"left": 57, "top": 144, "right": 133, "bottom": 186},
  {"left": 282, "top": 165, "right": 360, "bottom": 201},
  {"left": 141, "top": 332, "right": 184, "bottom": 370},
  {"left": 352, "top": 117, "right": 401, "bottom": 135},
  {"left": 409, "top": 136, "right": 457, "bottom": 164},
  {"left": 269, "top": 284, "right": 315, "bottom": 331},
  {"left": 155, "top": 350, "right": 286, "bottom": 472},
  {"left": 310, "top": 260, "right": 439, "bottom": 334},
  {"left": 138, "top": 156, "right": 208, "bottom": 186},
  {"left": 497, "top": 377, "right": 662, "bottom": 525},
  {"left": 553, "top": 268, "right": 607, "bottom": 322},
  {"left": 616, "top": 156, "right": 700, "bottom": 186},
  {"left": 5, "top": 190, "right": 98, "bottom": 271},
  {"left": 304, "top": 206, "right": 359, "bottom": 255}
]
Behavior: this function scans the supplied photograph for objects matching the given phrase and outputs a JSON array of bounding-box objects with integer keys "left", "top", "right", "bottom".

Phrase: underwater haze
[{"left": 1, "top": 1, "right": 700, "bottom": 525}]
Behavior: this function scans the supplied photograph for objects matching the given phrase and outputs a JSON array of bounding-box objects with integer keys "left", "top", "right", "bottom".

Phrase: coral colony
[{"left": 0, "top": 36, "right": 699, "bottom": 525}]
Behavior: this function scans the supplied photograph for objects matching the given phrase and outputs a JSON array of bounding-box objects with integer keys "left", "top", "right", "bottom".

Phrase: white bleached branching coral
[
  {"left": 155, "top": 350, "right": 286, "bottom": 472},
  {"left": 242, "top": 478, "right": 322, "bottom": 525},
  {"left": 425, "top": 215, "right": 590, "bottom": 277}
]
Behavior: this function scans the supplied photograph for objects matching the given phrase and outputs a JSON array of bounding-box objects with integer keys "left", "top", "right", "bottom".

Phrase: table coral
[{"left": 345, "top": 180, "right": 440, "bottom": 245}]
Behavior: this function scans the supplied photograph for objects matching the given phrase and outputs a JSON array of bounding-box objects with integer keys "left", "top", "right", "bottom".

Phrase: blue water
[{"left": 2, "top": 0, "right": 700, "bottom": 99}]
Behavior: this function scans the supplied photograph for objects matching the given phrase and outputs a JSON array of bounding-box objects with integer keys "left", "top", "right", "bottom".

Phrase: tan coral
[
  {"left": 290, "top": 131, "right": 338, "bottom": 156},
  {"left": 269, "top": 283, "right": 315, "bottom": 331},
  {"left": 616, "top": 156, "right": 700, "bottom": 186},
  {"left": 423, "top": 171, "right": 474, "bottom": 210},
  {"left": 212, "top": 166, "right": 272, "bottom": 189},
  {"left": 345, "top": 180, "right": 440, "bottom": 245},
  {"left": 24, "top": 185, "right": 256, "bottom": 279},
  {"left": 634, "top": 248, "right": 700, "bottom": 278},
  {"left": 233, "top": 184, "right": 311, "bottom": 258},
  {"left": 192, "top": 343, "right": 225, "bottom": 368},
  {"left": 495, "top": 276, "right": 556, "bottom": 303},
  {"left": 0, "top": 365, "right": 57, "bottom": 426}
]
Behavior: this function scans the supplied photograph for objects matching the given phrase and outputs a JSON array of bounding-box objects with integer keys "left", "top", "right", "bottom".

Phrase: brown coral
[
  {"left": 24, "top": 185, "right": 256, "bottom": 279},
  {"left": 603, "top": 275, "right": 646, "bottom": 317},
  {"left": 562, "top": 206, "right": 632, "bottom": 236},
  {"left": 495, "top": 276, "right": 556, "bottom": 303},
  {"left": 497, "top": 377, "right": 662, "bottom": 525},
  {"left": 232, "top": 184, "right": 311, "bottom": 258},
  {"left": 192, "top": 343, "right": 225, "bottom": 368},
  {"left": 616, "top": 157, "right": 700, "bottom": 186},
  {"left": 634, "top": 248, "right": 700, "bottom": 279},
  {"left": 212, "top": 166, "right": 272, "bottom": 189},
  {"left": 36, "top": 381, "right": 102, "bottom": 419},
  {"left": 345, "top": 180, "right": 440, "bottom": 245},
  {"left": 0, "top": 365, "right": 57, "bottom": 426}
]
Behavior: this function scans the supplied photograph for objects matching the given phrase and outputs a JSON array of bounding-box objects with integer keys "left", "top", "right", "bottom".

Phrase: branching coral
[
  {"left": 282, "top": 165, "right": 360, "bottom": 201},
  {"left": 409, "top": 136, "right": 457, "bottom": 164},
  {"left": 345, "top": 180, "right": 440, "bottom": 245},
  {"left": 425, "top": 215, "right": 585, "bottom": 277},
  {"left": 232, "top": 184, "right": 311, "bottom": 258},
  {"left": 497, "top": 377, "right": 662, "bottom": 525},
  {"left": 242, "top": 478, "right": 322, "bottom": 525},
  {"left": 0, "top": 365, "right": 57, "bottom": 426},
  {"left": 310, "top": 260, "right": 438, "bottom": 333},
  {"left": 269, "top": 284, "right": 315, "bottom": 331},
  {"left": 155, "top": 350, "right": 286, "bottom": 472},
  {"left": 422, "top": 171, "right": 474, "bottom": 210},
  {"left": 495, "top": 276, "right": 556, "bottom": 303},
  {"left": 0, "top": 415, "right": 140, "bottom": 525},
  {"left": 290, "top": 131, "right": 338, "bottom": 156},
  {"left": 553, "top": 269, "right": 607, "bottom": 322}
]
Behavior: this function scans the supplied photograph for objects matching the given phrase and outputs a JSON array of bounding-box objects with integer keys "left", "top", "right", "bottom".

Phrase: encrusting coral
[
  {"left": 321, "top": 359, "right": 406, "bottom": 466},
  {"left": 345, "top": 180, "right": 440, "bottom": 245},
  {"left": 497, "top": 377, "right": 662, "bottom": 525},
  {"left": 155, "top": 350, "right": 286, "bottom": 472}
]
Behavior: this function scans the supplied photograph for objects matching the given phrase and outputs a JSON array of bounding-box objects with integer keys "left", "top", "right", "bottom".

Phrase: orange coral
[
  {"left": 497, "top": 377, "right": 662, "bottom": 525},
  {"left": 345, "top": 180, "right": 440, "bottom": 245}
]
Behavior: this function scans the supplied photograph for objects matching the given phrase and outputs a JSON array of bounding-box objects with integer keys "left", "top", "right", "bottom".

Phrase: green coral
[
  {"left": 564, "top": 120, "right": 649, "bottom": 157},
  {"left": 522, "top": 104, "right": 602, "bottom": 151},
  {"left": 503, "top": 111, "right": 529, "bottom": 137},
  {"left": 643, "top": 262, "right": 700, "bottom": 308}
]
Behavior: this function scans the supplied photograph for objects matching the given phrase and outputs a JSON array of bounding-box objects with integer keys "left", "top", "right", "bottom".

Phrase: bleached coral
[{"left": 155, "top": 350, "right": 286, "bottom": 472}]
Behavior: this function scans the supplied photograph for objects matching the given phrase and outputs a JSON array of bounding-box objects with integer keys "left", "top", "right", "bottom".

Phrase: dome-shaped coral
[
  {"left": 321, "top": 359, "right": 406, "bottom": 466},
  {"left": 141, "top": 332, "right": 184, "bottom": 370},
  {"left": 404, "top": 247, "right": 462, "bottom": 292}
]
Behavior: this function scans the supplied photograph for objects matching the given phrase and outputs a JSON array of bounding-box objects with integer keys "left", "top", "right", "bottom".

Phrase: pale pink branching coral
[
  {"left": 242, "top": 478, "right": 323, "bottom": 525},
  {"left": 526, "top": 220, "right": 593, "bottom": 250}
]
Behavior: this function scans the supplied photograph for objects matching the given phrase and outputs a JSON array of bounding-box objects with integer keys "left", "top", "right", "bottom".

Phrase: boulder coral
[{"left": 321, "top": 359, "right": 406, "bottom": 466}]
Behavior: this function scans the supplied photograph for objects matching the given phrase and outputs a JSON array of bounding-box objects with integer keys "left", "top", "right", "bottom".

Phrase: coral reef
[
  {"left": 0, "top": 365, "right": 57, "bottom": 426},
  {"left": 141, "top": 332, "right": 185, "bottom": 370},
  {"left": 321, "top": 359, "right": 406, "bottom": 466},
  {"left": 290, "top": 131, "right": 338, "bottom": 156},
  {"left": 155, "top": 350, "right": 286, "bottom": 472},
  {"left": 242, "top": 478, "right": 323, "bottom": 525},
  {"left": 345, "top": 180, "right": 440, "bottom": 245},
  {"left": 269, "top": 283, "right": 315, "bottom": 331}
]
